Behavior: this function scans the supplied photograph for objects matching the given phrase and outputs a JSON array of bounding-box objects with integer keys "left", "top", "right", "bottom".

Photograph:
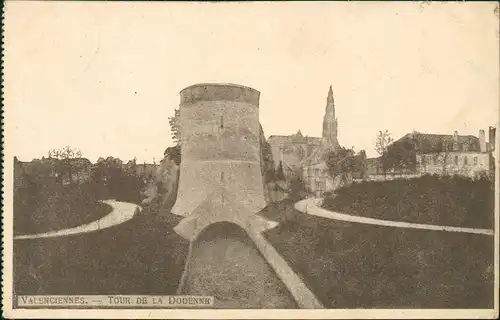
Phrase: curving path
[
  {"left": 295, "top": 198, "right": 494, "bottom": 236},
  {"left": 14, "top": 200, "right": 141, "bottom": 240}
]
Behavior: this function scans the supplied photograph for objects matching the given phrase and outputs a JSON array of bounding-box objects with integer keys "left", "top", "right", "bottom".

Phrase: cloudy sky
[{"left": 5, "top": 1, "right": 499, "bottom": 162}]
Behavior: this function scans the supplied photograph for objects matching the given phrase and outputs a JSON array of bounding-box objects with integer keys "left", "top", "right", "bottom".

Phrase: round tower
[{"left": 171, "top": 83, "right": 267, "bottom": 218}]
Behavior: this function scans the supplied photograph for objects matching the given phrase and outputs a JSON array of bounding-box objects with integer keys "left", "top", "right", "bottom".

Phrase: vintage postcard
[{"left": 2, "top": 1, "right": 499, "bottom": 319}]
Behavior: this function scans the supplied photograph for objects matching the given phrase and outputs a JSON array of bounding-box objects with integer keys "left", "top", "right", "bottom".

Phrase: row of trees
[
  {"left": 90, "top": 157, "right": 146, "bottom": 203},
  {"left": 20, "top": 146, "right": 147, "bottom": 204},
  {"left": 47, "top": 146, "right": 84, "bottom": 184}
]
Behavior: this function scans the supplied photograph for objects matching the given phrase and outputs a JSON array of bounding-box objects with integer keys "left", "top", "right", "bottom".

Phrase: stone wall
[
  {"left": 417, "top": 152, "right": 490, "bottom": 178},
  {"left": 269, "top": 143, "right": 316, "bottom": 170},
  {"left": 302, "top": 162, "right": 349, "bottom": 197},
  {"left": 154, "top": 156, "right": 180, "bottom": 206}
]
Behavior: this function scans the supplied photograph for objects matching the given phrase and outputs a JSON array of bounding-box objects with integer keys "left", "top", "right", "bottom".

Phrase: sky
[{"left": 4, "top": 1, "right": 499, "bottom": 163}]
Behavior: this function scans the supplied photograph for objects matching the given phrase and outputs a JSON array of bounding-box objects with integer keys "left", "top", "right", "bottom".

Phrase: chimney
[
  {"left": 489, "top": 126, "right": 496, "bottom": 151},
  {"left": 479, "top": 129, "right": 486, "bottom": 152},
  {"left": 451, "top": 130, "right": 459, "bottom": 151}
]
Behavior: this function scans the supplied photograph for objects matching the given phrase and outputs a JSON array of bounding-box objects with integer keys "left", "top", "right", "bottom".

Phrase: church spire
[
  {"left": 327, "top": 85, "right": 334, "bottom": 103},
  {"left": 324, "top": 85, "right": 335, "bottom": 120},
  {"left": 322, "top": 85, "right": 339, "bottom": 149}
]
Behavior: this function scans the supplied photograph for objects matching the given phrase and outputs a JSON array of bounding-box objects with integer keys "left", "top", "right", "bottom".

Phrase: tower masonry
[{"left": 172, "top": 83, "right": 269, "bottom": 240}]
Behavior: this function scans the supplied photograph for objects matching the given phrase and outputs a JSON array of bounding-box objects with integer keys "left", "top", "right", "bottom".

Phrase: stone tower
[
  {"left": 322, "top": 85, "right": 339, "bottom": 148},
  {"left": 171, "top": 83, "right": 268, "bottom": 239}
]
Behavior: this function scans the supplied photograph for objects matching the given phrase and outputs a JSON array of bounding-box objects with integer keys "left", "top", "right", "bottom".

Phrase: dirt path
[
  {"left": 179, "top": 225, "right": 298, "bottom": 309},
  {"left": 14, "top": 200, "right": 140, "bottom": 240},
  {"left": 296, "top": 198, "right": 494, "bottom": 236}
]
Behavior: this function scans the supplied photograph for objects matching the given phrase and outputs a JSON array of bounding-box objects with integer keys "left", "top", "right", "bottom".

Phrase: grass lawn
[
  {"left": 13, "top": 200, "right": 189, "bottom": 299},
  {"left": 14, "top": 183, "right": 113, "bottom": 236},
  {"left": 260, "top": 200, "right": 494, "bottom": 309},
  {"left": 323, "top": 175, "right": 494, "bottom": 229}
]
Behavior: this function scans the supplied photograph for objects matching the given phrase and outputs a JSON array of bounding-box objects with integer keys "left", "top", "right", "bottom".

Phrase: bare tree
[
  {"left": 375, "top": 130, "right": 393, "bottom": 177},
  {"left": 375, "top": 130, "right": 393, "bottom": 156},
  {"left": 48, "top": 146, "right": 83, "bottom": 184}
]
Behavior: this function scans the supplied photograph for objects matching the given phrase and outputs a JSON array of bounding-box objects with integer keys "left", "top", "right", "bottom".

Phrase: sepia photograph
[{"left": 2, "top": 1, "right": 499, "bottom": 319}]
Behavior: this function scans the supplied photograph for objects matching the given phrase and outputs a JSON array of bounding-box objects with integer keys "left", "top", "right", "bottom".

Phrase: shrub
[
  {"left": 14, "top": 181, "right": 112, "bottom": 235},
  {"left": 264, "top": 201, "right": 494, "bottom": 308},
  {"left": 288, "top": 177, "right": 307, "bottom": 201},
  {"left": 322, "top": 175, "right": 494, "bottom": 229}
]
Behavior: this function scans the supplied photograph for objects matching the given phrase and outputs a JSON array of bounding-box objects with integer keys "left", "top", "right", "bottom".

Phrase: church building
[{"left": 267, "top": 86, "right": 342, "bottom": 196}]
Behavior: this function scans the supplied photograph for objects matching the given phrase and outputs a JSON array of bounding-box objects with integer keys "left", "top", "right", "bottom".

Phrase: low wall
[
  {"left": 248, "top": 229, "right": 325, "bottom": 309},
  {"left": 355, "top": 173, "right": 423, "bottom": 182}
]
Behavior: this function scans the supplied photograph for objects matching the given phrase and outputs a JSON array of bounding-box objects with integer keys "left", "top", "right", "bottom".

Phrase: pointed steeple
[
  {"left": 327, "top": 85, "right": 334, "bottom": 103},
  {"left": 293, "top": 129, "right": 304, "bottom": 142},
  {"left": 324, "top": 85, "right": 335, "bottom": 120},
  {"left": 322, "top": 85, "right": 339, "bottom": 149}
]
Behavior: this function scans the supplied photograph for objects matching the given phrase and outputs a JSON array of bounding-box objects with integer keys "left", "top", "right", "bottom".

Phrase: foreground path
[
  {"left": 14, "top": 200, "right": 140, "bottom": 240},
  {"left": 178, "top": 225, "right": 298, "bottom": 309},
  {"left": 295, "top": 198, "right": 494, "bottom": 236}
]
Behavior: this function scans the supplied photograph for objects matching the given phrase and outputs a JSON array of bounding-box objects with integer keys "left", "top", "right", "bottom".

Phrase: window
[
  {"left": 464, "top": 156, "right": 468, "bottom": 165},
  {"left": 315, "top": 181, "right": 325, "bottom": 192},
  {"left": 454, "top": 156, "right": 458, "bottom": 165},
  {"left": 433, "top": 156, "right": 437, "bottom": 165},
  {"left": 474, "top": 157, "right": 478, "bottom": 165}
]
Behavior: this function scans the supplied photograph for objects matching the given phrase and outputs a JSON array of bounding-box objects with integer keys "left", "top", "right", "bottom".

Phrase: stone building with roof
[
  {"left": 366, "top": 127, "right": 496, "bottom": 179},
  {"left": 267, "top": 86, "right": 342, "bottom": 196}
]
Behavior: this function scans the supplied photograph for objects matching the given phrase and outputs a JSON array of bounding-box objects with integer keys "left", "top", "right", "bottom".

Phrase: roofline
[
  {"left": 392, "top": 132, "right": 480, "bottom": 145},
  {"left": 180, "top": 83, "right": 259, "bottom": 94}
]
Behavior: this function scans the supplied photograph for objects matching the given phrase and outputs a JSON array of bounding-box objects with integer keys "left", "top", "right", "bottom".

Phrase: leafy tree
[
  {"left": 164, "top": 145, "right": 181, "bottom": 165},
  {"left": 325, "top": 147, "right": 356, "bottom": 185},
  {"left": 276, "top": 161, "right": 286, "bottom": 181},
  {"left": 381, "top": 131, "right": 445, "bottom": 175},
  {"left": 168, "top": 108, "right": 181, "bottom": 145},
  {"left": 382, "top": 138, "right": 417, "bottom": 173},
  {"left": 289, "top": 176, "right": 307, "bottom": 201},
  {"left": 354, "top": 150, "right": 367, "bottom": 179}
]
